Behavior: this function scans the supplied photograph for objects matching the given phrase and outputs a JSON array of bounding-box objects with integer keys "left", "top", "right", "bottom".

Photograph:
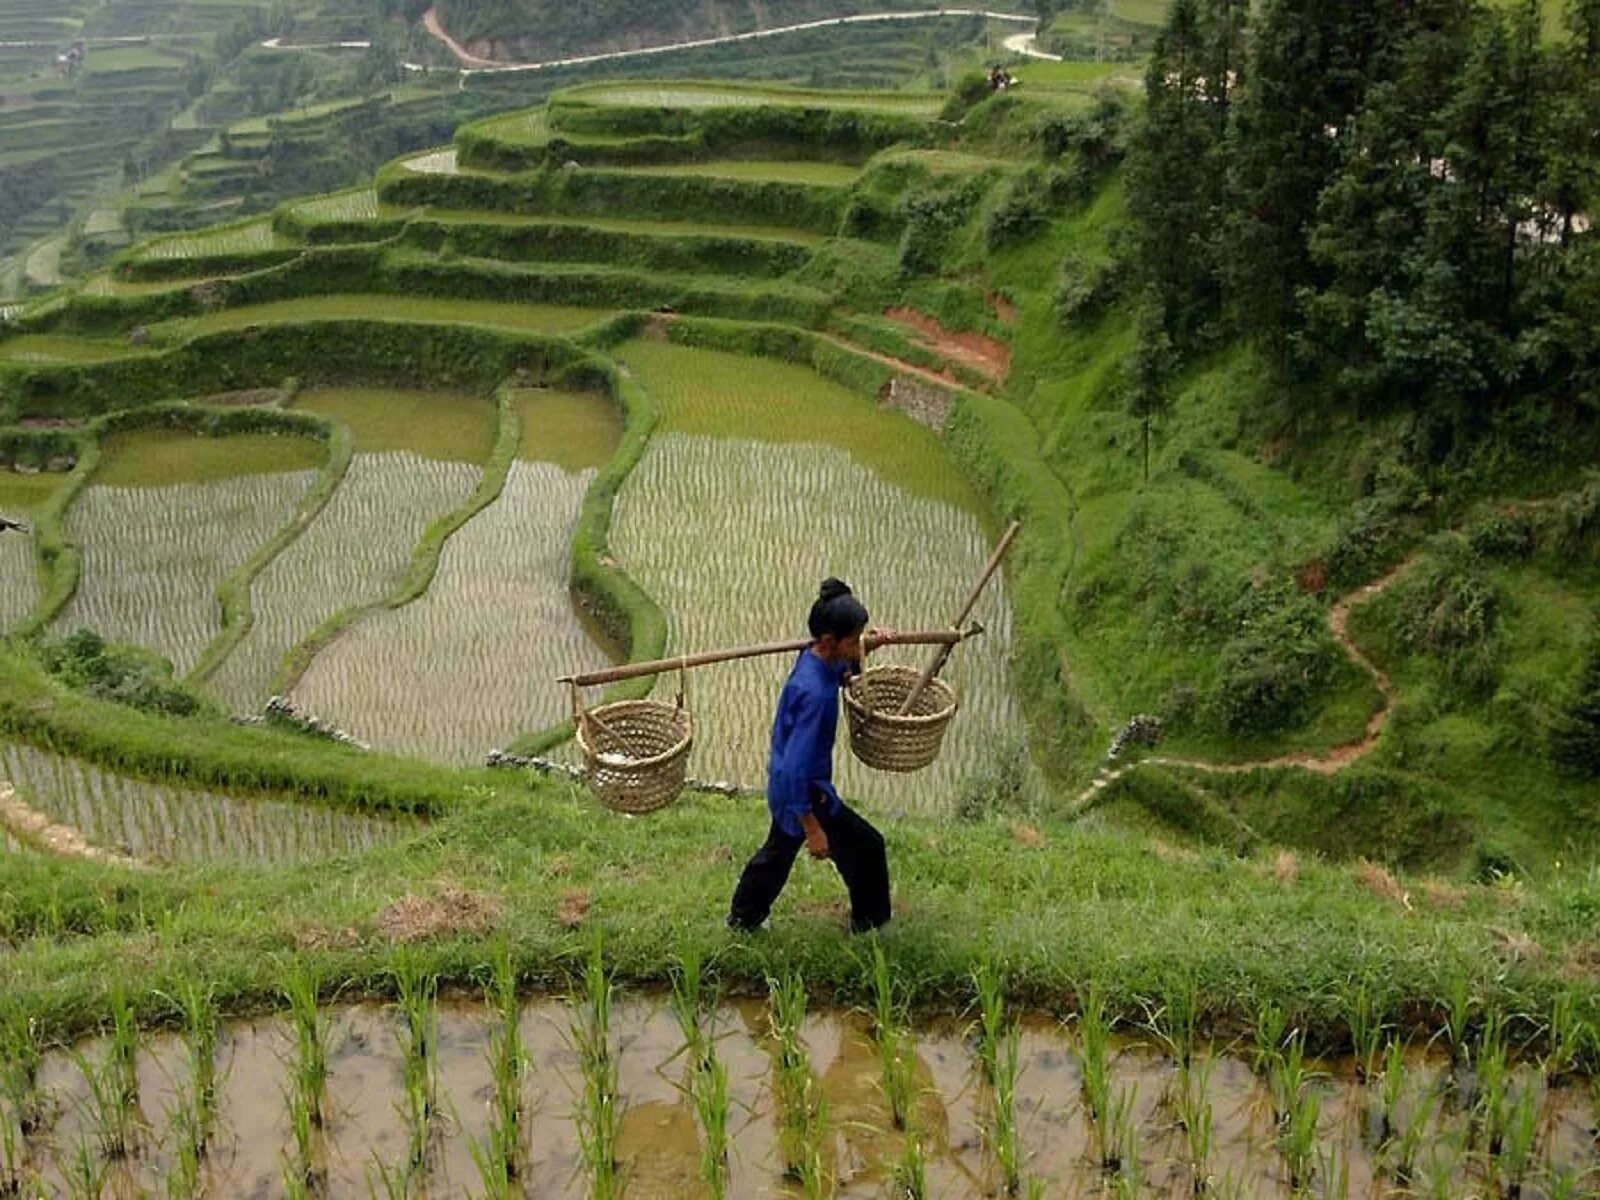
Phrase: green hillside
[{"left": 0, "top": 6, "right": 1598, "bottom": 1193}]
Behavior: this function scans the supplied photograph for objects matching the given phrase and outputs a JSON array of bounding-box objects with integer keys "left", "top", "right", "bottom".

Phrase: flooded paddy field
[
  {"left": 290, "top": 389, "right": 620, "bottom": 763},
  {"left": 54, "top": 430, "right": 324, "bottom": 675},
  {"left": 206, "top": 388, "right": 491, "bottom": 712},
  {"left": 4, "top": 991, "right": 1596, "bottom": 1199},
  {"left": 610, "top": 340, "right": 1030, "bottom": 813},
  {"left": 0, "top": 742, "right": 414, "bottom": 866},
  {"left": 0, "top": 469, "right": 62, "bottom": 632}
]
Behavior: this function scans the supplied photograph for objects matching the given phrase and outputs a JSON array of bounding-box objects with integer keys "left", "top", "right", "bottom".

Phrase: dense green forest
[{"left": 1128, "top": 0, "right": 1599, "bottom": 462}]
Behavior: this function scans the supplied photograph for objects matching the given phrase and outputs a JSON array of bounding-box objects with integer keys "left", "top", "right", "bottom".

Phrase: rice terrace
[{"left": 1, "top": 0, "right": 1599, "bottom": 1196}]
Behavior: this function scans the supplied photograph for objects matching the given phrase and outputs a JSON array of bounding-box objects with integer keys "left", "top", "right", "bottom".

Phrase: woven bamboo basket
[
  {"left": 573, "top": 679, "right": 693, "bottom": 813},
  {"left": 844, "top": 663, "right": 959, "bottom": 773}
]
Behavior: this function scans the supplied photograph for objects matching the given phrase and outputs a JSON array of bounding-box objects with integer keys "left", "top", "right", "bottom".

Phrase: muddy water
[{"left": 10, "top": 997, "right": 1597, "bottom": 1199}]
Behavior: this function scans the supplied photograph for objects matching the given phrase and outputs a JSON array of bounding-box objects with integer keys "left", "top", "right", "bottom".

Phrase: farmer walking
[{"left": 728, "top": 579, "right": 892, "bottom": 935}]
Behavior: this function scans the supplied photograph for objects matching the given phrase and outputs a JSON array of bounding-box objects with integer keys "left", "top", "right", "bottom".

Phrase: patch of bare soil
[
  {"left": 556, "top": 887, "right": 591, "bottom": 928},
  {"left": 884, "top": 307, "right": 1012, "bottom": 381},
  {"left": 0, "top": 784, "right": 143, "bottom": 869},
  {"left": 375, "top": 884, "right": 500, "bottom": 942}
]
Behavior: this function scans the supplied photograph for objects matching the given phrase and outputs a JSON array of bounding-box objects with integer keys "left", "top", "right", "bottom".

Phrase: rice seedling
[
  {"left": 62, "top": 1134, "right": 105, "bottom": 1200},
  {"left": 1104, "top": 1082, "right": 1139, "bottom": 1176},
  {"left": 1377, "top": 1038, "right": 1407, "bottom": 1146},
  {"left": 282, "top": 1078, "right": 325, "bottom": 1196},
  {"left": 1472, "top": 1010, "right": 1510, "bottom": 1153},
  {"left": 1316, "top": 1143, "right": 1350, "bottom": 1200},
  {"left": 1268, "top": 1028, "right": 1314, "bottom": 1127},
  {"left": 1252, "top": 1002, "right": 1287, "bottom": 1078},
  {"left": 292, "top": 461, "right": 606, "bottom": 763},
  {"left": 1145, "top": 981, "right": 1199, "bottom": 1071},
  {"left": 173, "top": 978, "right": 220, "bottom": 1157},
  {"left": 768, "top": 973, "right": 827, "bottom": 1197},
  {"left": 391, "top": 954, "right": 441, "bottom": 1177},
  {"left": 868, "top": 941, "right": 916, "bottom": 1133},
  {"left": 165, "top": 1106, "right": 202, "bottom": 1200},
  {"left": 1538, "top": 1162, "right": 1594, "bottom": 1200},
  {"left": 1496, "top": 1069, "right": 1543, "bottom": 1200},
  {"left": 1541, "top": 989, "right": 1585, "bottom": 1080},
  {"left": 892, "top": 1119, "right": 927, "bottom": 1200},
  {"left": 669, "top": 942, "right": 730, "bottom": 1198},
  {"left": 610, "top": 343, "right": 1027, "bottom": 814},
  {"left": 365, "top": 1155, "right": 411, "bottom": 1200},
  {"left": 971, "top": 963, "right": 1023, "bottom": 1192},
  {"left": 1075, "top": 984, "right": 1114, "bottom": 1171},
  {"left": 1345, "top": 979, "right": 1384, "bottom": 1084},
  {"left": 69, "top": 1044, "right": 137, "bottom": 1161},
  {"left": 106, "top": 985, "right": 139, "bottom": 1114},
  {"left": 987, "top": 1022, "right": 1023, "bottom": 1196},
  {"left": 0, "top": 1110, "right": 24, "bottom": 1199},
  {"left": 669, "top": 942, "right": 708, "bottom": 1065},
  {"left": 282, "top": 964, "right": 329, "bottom": 1131},
  {"left": 972, "top": 962, "right": 1007, "bottom": 1087},
  {"left": 1177, "top": 1053, "right": 1214, "bottom": 1194},
  {"left": 571, "top": 934, "right": 620, "bottom": 1200},
  {"left": 1389, "top": 1087, "right": 1439, "bottom": 1187},
  {"left": 691, "top": 1039, "right": 732, "bottom": 1200},
  {"left": 56, "top": 467, "right": 316, "bottom": 675},
  {"left": 470, "top": 939, "right": 528, "bottom": 1190},
  {"left": 1415, "top": 1130, "right": 1464, "bottom": 1200},
  {"left": 1278, "top": 1082, "right": 1320, "bottom": 1192},
  {"left": 0, "top": 743, "right": 408, "bottom": 866},
  {"left": 0, "top": 1007, "right": 47, "bottom": 1135},
  {"left": 1439, "top": 970, "right": 1475, "bottom": 1067}
]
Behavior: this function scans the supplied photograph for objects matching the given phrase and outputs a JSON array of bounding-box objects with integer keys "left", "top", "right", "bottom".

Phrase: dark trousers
[{"left": 729, "top": 798, "right": 891, "bottom": 933}]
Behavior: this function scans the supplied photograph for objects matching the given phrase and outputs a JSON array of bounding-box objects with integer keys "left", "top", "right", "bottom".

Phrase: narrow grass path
[
  {"left": 1072, "top": 555, "right": 1421, "bottom": 809},
  {"left": 0, "top": 783, "right": 144, "bottom": 870}
]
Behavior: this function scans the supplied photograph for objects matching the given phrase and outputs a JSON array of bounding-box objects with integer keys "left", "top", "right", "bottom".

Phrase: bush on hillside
[
  {"left": 1390, "top": 541, "right": 1504, "bottom": 697},
  {"left": 1549, "top": 615, "right": 1600, "bottom": 778},
  {"left": 1055, "top": 252, "right": 1120, "bottom": 325},
  {"left": 896, "top": 179, "right": 986, "bottom": 276},
  {"left": 1208, "top": 585, "right": 1337, "bottom": 735},
  {"left": 940, "top": 71, "right": 993, "bottom": 120},
  {"left": 38, "top": 630, "right": 210, "bottom": 718}
]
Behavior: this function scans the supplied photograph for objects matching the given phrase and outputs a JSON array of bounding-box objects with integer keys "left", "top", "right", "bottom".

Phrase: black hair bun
[{"left": 818, "top": 577, "right": 852, "bottom": 603}]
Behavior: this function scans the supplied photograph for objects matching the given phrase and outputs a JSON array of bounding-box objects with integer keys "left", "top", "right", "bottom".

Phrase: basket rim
[
  {"left": 843, "top": 664, "right": 959, "bottom": 727},
  {"left": 575, "top": 698, "right": 694, "bottom": 770}
]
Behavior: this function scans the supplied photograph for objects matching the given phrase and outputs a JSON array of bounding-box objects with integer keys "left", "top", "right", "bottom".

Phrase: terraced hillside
[
  {"left": 0, "top": 72, "right": 1597, "bottom": 1200},
  {"left": 0, "top": 0, "right": 395, "bottom": 297}
]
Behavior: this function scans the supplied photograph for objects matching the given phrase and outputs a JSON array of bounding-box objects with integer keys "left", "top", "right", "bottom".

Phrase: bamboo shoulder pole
[
  {"left": 896, "top": 520, "right": 1021, "bottom": 716},
  {"left": 558, "top": 625, "right": 982, "bottom": 689}
]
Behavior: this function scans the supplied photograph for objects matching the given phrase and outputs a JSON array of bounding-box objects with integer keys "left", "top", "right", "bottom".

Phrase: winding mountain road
[{"left": 412, "top": 6, "right": 1041, "bottom": 75}]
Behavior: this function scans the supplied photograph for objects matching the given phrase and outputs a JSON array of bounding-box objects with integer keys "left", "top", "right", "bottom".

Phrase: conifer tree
[{"left": 1125, "top": 0, "right": 1221, "bottom": 344}]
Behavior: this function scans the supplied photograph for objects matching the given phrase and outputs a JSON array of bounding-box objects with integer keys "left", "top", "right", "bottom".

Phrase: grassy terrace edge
[{"left": 0, "top": 756, "right": 1596, "bottom": 1057}]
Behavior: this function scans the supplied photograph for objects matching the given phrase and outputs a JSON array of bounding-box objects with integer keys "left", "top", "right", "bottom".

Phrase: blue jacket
[{"left": 766, "top": 649, "right": 855, "bottom": 837}]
